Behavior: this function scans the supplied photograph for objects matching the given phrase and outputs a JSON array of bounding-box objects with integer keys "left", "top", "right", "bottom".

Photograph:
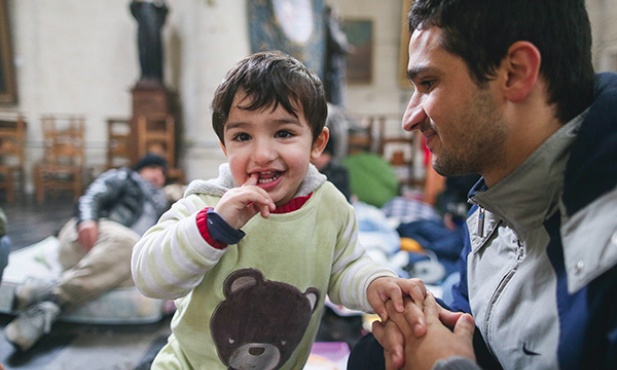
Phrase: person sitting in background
[
  {"left": 311, "top": 132, "right": 352, "bottom": 202},
  {"left": 3, "top": 153, "right": 169, "bottom": 352}
]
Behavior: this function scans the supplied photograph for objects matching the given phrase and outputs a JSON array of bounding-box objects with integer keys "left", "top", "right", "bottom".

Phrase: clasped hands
[{"left": 371, "top": 282, "right": 476, "bottom": 370}]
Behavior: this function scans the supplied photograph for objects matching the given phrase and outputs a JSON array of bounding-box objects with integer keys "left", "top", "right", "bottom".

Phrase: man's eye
[{"left": 420, "top": 80, "right": 435, "bottom": 90}]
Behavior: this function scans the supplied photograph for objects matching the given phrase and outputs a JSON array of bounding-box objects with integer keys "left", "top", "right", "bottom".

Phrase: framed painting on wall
[
  {"left": 399, "top": 0, "right": 413, "bottom": 88},
  {"left": 342, "top": 19, "right": 373, "bottom": 85},
  {"left": 0, "top": 0, "right": 16, "bottom": 104}
]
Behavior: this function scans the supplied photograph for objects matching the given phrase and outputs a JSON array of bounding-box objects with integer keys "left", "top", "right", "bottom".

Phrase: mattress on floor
[{"left": 0, "top": 236, "right": 168, "bottom": 324}]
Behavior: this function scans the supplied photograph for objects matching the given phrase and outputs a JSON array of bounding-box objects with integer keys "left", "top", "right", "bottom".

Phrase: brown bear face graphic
[{"left": 211, "top": 268, "right": 320, "bottom": 370}]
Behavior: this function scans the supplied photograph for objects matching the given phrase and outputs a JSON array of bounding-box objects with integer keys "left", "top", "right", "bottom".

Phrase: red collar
[{"left": 272, "top": 193, "right": 313, "bottom": 214}]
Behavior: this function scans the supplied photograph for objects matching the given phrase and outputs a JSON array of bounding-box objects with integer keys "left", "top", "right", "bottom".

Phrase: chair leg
[
  {"left": 34, "top": 169, "right": 45, "bottom": 204},
  {"left": 6, "top": 172, "right": 14, "bottom": 203},
  {"left": 73, "top": 173, "right": 82, "bottom": 201}
]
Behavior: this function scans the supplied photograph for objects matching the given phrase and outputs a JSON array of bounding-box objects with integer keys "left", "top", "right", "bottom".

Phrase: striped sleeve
[
  {"left": 131, "top": 194, "right": 226, "bottom": 299},
  {"left": 326, "top": 204, "right": 398, "bottom": 312}
]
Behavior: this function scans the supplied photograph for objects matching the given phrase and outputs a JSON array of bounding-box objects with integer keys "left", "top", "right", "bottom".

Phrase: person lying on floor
[{"left": 2, "top": 153, "right": 169, "bottom": 352}]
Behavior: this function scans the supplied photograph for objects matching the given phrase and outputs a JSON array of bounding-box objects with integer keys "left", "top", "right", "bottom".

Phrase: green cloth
[{"left": 342, "top": 153, "right": 399, "bottom": 207}]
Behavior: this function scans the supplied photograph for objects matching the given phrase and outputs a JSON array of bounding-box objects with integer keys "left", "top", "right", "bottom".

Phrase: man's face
[
  {"left": 402, "top": 26, "right": 507, "bottom": 177},
  {"left": 139, "top": 166, "right": 166, "bottom": 188}
]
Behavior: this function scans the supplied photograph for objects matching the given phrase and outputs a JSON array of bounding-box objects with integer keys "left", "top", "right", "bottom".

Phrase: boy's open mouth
[{"left": 256, "top": 171, "right": 282, "bottom": 185}]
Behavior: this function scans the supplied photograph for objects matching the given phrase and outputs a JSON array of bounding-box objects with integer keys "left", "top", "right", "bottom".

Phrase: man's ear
[
  {"left": 219, "top": 141, "right": 227, "bottom": 156},
  {"left": 311, "top": 127, "right": 329, "bottom": 161},
  {"left": 502, "top": 41, "right": 541, "bottom": 102}
]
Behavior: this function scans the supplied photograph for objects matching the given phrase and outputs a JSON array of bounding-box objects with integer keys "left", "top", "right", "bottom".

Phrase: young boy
[{"left": 131, "top": 51, "right": 422, "bottom": 370}]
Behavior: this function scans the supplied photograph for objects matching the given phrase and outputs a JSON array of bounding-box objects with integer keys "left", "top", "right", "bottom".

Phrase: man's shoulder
[{"left": 98, "top": 167, "right": 132, "bottom": 180}]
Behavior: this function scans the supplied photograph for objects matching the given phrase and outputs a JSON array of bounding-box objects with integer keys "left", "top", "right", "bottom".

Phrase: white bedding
[{"left": 0, "top": 236, "right": 168, "bottom": 324}]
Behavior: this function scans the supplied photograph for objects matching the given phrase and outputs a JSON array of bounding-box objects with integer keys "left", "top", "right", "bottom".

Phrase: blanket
[{"left": 0, "top": 236, "right": 167, "bottom": 324}]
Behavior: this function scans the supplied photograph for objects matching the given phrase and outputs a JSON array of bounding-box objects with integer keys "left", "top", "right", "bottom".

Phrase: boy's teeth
[{"left": 257, "top": 172, "right": 279, "bottom": 184}]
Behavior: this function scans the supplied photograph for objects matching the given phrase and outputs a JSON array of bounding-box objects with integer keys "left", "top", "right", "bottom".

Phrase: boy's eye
[
  {"left": 275, "top": 130, "right": 293, "bottom": 138},
  {"left": 233, "top": 132, "right": 251, "bottom": 142}
]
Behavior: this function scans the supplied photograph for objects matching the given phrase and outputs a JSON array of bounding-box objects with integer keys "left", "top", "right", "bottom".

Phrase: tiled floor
[{"left": 0, "top": 195, "right": 171, "bottom": 370}]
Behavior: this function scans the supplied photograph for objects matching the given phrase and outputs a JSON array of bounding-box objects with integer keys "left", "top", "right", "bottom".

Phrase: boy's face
[{"left": 221, "top": 90, "right": 328, "bottom": 206}]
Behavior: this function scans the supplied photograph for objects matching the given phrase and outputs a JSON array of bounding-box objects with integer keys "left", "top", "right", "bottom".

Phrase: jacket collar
[{"left": 469, "top": 115, "right": 582, "bottom": 237}]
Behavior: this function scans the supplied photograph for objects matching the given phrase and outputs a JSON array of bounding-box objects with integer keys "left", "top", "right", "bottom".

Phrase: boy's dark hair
[
  {"left": 408, "top": 0, "right": 595, "bottom": 124},
  {"left": 211, "top": 50, "right": 328, "bottom": 143}
]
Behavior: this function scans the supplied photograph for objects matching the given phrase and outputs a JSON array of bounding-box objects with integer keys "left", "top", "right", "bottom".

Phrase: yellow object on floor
[{"left": 400, "top": 237, "right": 423, "bottom": 252}]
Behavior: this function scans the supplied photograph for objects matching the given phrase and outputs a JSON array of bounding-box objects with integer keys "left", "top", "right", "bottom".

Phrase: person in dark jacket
[
  {"left": 311, "top": 131, "right": 352, "bottom": 202},
  {"left": 3, "top": 153, "right": 169, "bottom": 352}
]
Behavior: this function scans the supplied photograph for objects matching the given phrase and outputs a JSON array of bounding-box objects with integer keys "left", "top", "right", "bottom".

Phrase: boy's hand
[
  {"left": 367, "top": 277, "right": 428, "bottom": 369},
  {"left": 367, "top": 277, "right": 428, "bottom": 333},
  {"left": 214, "top": 174, "right": 275, "bottom": 229}
]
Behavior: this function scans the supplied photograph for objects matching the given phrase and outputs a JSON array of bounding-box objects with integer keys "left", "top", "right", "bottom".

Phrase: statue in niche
[
  {"left": 323, "top": 5, "right": 349, "bottom": 107},
  {"left": 130, "top": 0, "right": 169, "bottom": 87}
]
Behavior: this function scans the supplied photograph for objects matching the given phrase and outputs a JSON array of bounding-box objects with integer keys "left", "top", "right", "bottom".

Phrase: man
[
  {"left": 349, "top": 0, "right": 617, "bottom": 369},
  {"left": 4, "top": 153, "right": 169, "bottom": 352}
]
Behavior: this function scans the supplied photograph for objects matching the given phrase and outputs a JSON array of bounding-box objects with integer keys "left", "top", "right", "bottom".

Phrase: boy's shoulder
[{"left": 313, "top": 181, "right": 353, "bottom": 212}]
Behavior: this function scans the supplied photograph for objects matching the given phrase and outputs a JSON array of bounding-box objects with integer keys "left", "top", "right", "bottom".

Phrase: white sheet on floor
[{"left": 0, "top": 236, "right": 168, "bottom": 324}]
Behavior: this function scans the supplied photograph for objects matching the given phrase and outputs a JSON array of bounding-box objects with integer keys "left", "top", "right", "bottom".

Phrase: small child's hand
[
  {"left": 214, "top": 174, "right": 276, "bottom": 230},
  {"left": 367, "top": 277, "right": 428, "bottom": 336}
]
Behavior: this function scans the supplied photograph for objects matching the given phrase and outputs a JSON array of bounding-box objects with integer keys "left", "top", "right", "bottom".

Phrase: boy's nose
[{"left": 252, "top": 139, "right": 276, "bottom": 164}]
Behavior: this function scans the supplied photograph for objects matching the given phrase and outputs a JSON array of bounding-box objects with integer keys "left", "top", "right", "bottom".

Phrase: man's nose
[{"left": 402, "top": 92, "right": 427, "bottom": 132}]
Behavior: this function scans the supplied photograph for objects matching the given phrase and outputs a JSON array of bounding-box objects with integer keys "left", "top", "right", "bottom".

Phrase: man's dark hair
[
  {"left": 408, "top": 0, "right": 595, "bottom": 124},
  {"left": 211, "top": 50, "right": 328, "bottom": 143}
]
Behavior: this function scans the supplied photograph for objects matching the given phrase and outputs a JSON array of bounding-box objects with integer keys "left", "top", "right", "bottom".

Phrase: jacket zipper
[{"left": 483, "top": 238, "right": 525, "bottom": 354}]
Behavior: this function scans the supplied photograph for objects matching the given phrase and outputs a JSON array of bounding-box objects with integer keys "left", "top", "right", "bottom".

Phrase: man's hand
[
  {"left": 214, "top": 174, "right": 276, "bottom": 230},
  {"left": 373, "top": 318, "right": 407, "bottom": 370},
  {"left": 384, "top": 293, "right": 476, "bottom": 370},
  {"left": 77, "top": 220, "right": 99, "bottom": 251}
]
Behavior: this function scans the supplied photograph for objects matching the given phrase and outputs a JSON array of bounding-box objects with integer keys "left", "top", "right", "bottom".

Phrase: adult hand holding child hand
[{"left": 376, "top": 293, "right": 476, "bottom": 370}]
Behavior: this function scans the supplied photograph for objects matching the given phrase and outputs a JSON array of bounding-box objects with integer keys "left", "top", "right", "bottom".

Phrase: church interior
[{"left": 0, "top": 0, "right": 616, "bottom": 369}]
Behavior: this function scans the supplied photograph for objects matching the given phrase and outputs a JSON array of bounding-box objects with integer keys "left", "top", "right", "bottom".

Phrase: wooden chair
[
  {"left": 374, "top": 114, "right": 423, "bottom": 188},
  {"left": 136, "top": 115, "right": 175, "bottom": 166},
  {"left": 33, "top": 115, "right": 86, "bottom": 203},
  {"left": 135, "top": 114, "right": 185, "bottom": 184},
  {"left": 346, "top": 115, "right": 376, "bottom": 155},
  {"left": 106, "top": 118, "right": 132, "bottom": 170},
  {"left": 0, "top": 115, "right": 27, "bottom": 203}
]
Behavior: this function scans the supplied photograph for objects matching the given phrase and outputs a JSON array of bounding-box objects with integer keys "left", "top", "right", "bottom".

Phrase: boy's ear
[
  {"left": 311, "top": 127, "right": 329, "bottom": 160},
  {"left": 219, "top": 141, "right": 227, "bottom": 156},
  {"left": 501, "top": 41, "right": 541, "bottom": 102}
]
